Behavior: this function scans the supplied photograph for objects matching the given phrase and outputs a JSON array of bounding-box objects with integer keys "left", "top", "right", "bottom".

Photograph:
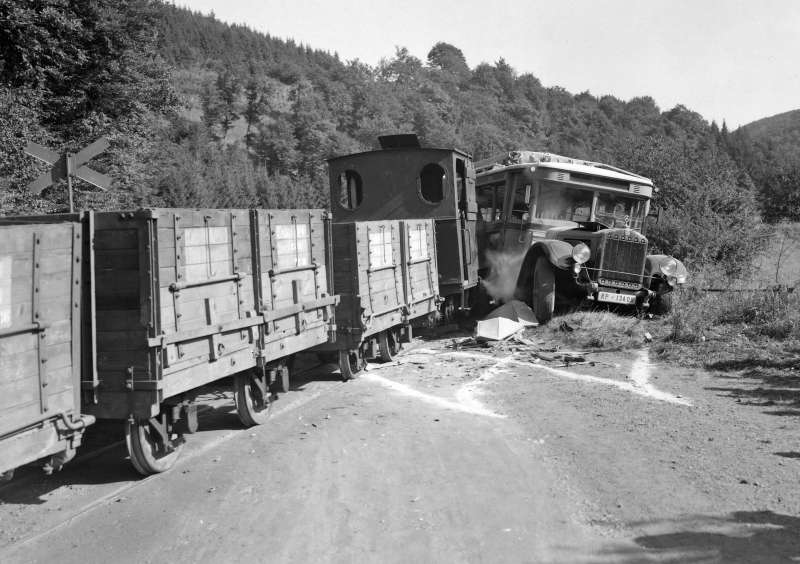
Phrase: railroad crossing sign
[{"left": 25, "top": 137, "right": 112, "bottom": 212}]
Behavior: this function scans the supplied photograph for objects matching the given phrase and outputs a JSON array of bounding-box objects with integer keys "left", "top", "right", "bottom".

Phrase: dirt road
[{"left": 1, "top": 332, "right": 798, "bottom": 563}]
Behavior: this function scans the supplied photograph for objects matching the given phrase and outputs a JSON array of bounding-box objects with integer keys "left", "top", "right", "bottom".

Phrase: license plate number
[{"left": 597, "top": 291, "right": 636, "bottom": 305}]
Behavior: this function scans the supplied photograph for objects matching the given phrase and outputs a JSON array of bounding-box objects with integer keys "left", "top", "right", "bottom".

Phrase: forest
[{"left": 1, "top": 0, "right": 799, "bottom": 274}]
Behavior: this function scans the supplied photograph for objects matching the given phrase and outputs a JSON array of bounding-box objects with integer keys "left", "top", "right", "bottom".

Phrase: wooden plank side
[
  {"left": 4, "top": 299, "right": 72, "bottom": 326},
  {"left": 172, "top": 295, "right": 242, "bottom": 329},
  {"left": 96, "top": 330, "right": 149, "bottom": 351},
  {"left": 10, "top": 252, "right": 71, "bottom": 277},
  {"left": 0, "top": 387, "right": 75, "bottom": 437},
  {"left": 95, "top": 350, "right": 149, "bottom": 372},
  {"left": 93, "top": 228, "right": 139, "bottom": 250},
  {"left": 94, "top": 309, "right": 142, "bottom": 332},
  {"left": 0, "top": 227, "right": 73, "bottom": 253},
  {"left": 94, "top": 250, "right": 138, "bottom": 270},
  {"left": 0, "top": 367, "right": 71, "bottom": 414},
  {"left": 94, "top": 271, "right": 140, "bottom": 297}
]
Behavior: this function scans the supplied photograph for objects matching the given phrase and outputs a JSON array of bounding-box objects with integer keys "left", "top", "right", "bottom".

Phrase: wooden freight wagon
[
  {"left": 86, "top": 208, "right": 337, "bottom": 474},
  {"left": 317, "top": 219, "right": 438, "bottom": 379},
  {"left": 0, "top": 222, "right": 94, "bottom": 480}
]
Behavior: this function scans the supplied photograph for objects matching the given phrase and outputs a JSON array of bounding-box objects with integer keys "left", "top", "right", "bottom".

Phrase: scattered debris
[
  {"left": 531, "top": 351, "right": 587, "bottom": 364},
  {"left": 476, "top": 317, "right": 526, "bottom": 340},
  {"left": 447, "top": 337, "right": 491, "bottom": 349},
  {"left": 476, "top": 300, "right": 538, "bottom": 341},
  {"left": 558, "top": 320, "right": 574, "bottom": 333}
]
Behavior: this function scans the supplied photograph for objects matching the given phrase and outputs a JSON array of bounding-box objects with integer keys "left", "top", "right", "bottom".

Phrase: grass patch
[
  {"left": 534, "top": 309, "right": 655, "bottom": 351},
  {"left": 665, "top": 287, "right": 800, "bottom": 343}
]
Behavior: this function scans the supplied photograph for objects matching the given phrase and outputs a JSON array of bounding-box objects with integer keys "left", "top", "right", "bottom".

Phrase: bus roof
[{"left": 474, "top": 150, "right": 653, "bottom": 187}]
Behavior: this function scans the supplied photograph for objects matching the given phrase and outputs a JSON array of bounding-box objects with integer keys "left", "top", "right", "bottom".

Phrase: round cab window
[
  {"left": 338, "top": 170, "right": 363, "bottom": 210},
  {"left": 419, "top": 164, "right": 445, "bottom": 204}
]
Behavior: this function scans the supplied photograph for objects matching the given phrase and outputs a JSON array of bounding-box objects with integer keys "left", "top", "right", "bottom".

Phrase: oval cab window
[
  {"left": 419, "top": 163, "right": 445, "bottom": 204},
  {"left": 338, "top": 170, "right": 363, "bottom": 210}
]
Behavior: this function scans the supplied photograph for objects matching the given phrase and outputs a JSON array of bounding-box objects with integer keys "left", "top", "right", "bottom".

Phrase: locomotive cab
[{"left": 328, "top": 135, "right": 479, "bottom": 318}]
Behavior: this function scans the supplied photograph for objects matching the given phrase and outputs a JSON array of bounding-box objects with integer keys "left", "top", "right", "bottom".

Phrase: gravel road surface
[{"left": 1, "top": 333, "right": 798, "bottom": 563}]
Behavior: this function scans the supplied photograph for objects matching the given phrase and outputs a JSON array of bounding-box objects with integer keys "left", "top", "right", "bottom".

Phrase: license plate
[{"left": 597, "top": 291, "right": 636, "bottom": 305}]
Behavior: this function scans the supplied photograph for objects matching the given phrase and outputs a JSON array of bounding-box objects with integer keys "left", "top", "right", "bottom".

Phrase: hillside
[
  {"left": 739, "top": 109, "right": 800, "bottom": 165},
  {"left": 727, "top": 110, "right": 800, "bottom": 222},
  {"left": 0, "top": 0, "right": 776, "bottom": 270}
]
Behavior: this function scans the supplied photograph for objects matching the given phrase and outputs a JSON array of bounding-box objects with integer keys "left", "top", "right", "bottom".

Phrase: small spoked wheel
[
  {"left": 339, "top": 348, "right": 364, "bottom": 381},
  {"left": 234, "top": 370, "right": 271, "bottom": 427},
  {"left": 125, "top": 417, "right": 184, "bottom": 475},
  {"left": 441, "top": 296, "right": 457, "bottom": 324},
  {"left": 378, "top": 329, "right": 401, "bottom": 362}
]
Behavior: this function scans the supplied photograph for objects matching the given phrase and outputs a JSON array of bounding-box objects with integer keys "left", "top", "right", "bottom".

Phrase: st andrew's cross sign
[{"left": 25, "top": 137, "right": 112, "bottom": 212}]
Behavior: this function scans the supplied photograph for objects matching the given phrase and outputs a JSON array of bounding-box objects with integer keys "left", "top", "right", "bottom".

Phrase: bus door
[
  {"left": 501, "top": 172, "right": 534, "bottom": 254},
  {"left": 457, "top": 158, "right": 479, "bottom": 287}
]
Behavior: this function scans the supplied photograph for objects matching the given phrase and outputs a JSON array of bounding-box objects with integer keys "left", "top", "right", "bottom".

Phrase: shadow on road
[
  {"left": 704, "top": 357, "right": 800, "bottom": 417},
  {"left": 627, "top": 510, "right": 800, "bottom": 563}
]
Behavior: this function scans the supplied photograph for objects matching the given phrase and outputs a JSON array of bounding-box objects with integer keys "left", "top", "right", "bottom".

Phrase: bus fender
[
  {"left": 514, "top": 240, "right": 575, "bottom": 300},
  {"left": 645, "top": 254, "right": 688, "bottom": 289}
]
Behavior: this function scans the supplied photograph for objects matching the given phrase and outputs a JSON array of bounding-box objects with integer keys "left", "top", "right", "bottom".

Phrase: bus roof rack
[{"left": 474, "top": 150, "right": 650, "bottom": 182}]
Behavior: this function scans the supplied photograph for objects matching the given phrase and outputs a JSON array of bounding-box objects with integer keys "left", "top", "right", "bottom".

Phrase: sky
[{"left": 176, "top": 0, "right": 800, "bottom": 128}]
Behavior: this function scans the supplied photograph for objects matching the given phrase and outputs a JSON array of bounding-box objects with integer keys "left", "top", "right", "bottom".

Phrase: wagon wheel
[
  {"left": 125, "top": 417, "right": 184, "bottom": 475},
  {"left": 234, "top": 370, "right": 271, "bottom": 427},
  {"left": 441, "top": 296, "right": 457, "bottom": 324},
  {"left": 377, "top": 329, "right": 401, "bottom": 362},
  {"left": 532, "top": 256, "right": 555, "bottom": 324},
  {"left": 339, "top": 348, "right": 364, "bottom": 381},
  {"left": 270, "top": 360, "right": 291, "bottom": 395}
]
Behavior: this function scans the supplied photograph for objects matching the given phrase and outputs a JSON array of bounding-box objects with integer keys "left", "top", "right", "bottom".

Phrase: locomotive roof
[
  {"left": 474, "top": 150, "right": 653, "bottom": 186},
  {"left": 328, "top": 145, "right": 473, "bottom": 164}
]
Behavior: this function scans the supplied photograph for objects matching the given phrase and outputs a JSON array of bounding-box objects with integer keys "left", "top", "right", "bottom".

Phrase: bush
[{"left": 665, "top": 286, "right": 800, "bottom": 343}]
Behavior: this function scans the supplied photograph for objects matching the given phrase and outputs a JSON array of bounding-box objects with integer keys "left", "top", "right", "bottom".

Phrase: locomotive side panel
[{"left": 329, "top": 150, "right": 459, "bottom": 223}]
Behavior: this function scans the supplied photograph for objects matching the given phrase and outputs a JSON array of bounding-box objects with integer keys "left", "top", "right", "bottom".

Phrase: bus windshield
[
  {"left": 535, "top": 183, "right": 593, "bottom": 223},
  {"left": 595, "top": 192, "right": 646, "bottom": 230},
  {"left": 533, "top": 182, "right": 647, "bottom": 230}
]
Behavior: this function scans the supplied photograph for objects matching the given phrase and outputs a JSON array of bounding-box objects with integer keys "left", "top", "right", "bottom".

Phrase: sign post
[{"left": 24, "top": 137, "right": 112, "bottom": 212}]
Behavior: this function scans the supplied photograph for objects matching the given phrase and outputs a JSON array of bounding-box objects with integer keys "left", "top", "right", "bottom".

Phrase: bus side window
[
  {"left": 494, "top": 185, "right": 505, "bottom": 221},
  {"left": 476, "top": 186, "right": 494, "bottom": 222}
]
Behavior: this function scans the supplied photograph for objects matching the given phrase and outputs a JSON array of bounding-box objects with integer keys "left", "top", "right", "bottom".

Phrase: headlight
[
  {"left": 571, "top": 243, "right": 591, "bottom": 264},
  {"left": 675, "top": 261, "right": 688, "bottom": 284},
  {"left": 659, "top": 257, "right": 678, "bottom": 277}
]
